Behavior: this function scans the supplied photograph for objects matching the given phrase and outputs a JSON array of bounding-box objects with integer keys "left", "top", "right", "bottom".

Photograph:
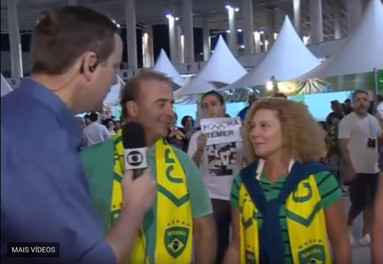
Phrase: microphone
[{"left": 122, "top": 122, "right": 148, "bottom": 179}]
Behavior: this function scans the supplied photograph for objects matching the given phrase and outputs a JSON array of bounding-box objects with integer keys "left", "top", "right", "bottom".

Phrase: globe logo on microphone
[{"left": 126, "top": 151, "right": 144, "bottom": 166}]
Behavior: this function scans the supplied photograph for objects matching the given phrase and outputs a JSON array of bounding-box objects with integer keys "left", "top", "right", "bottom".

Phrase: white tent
[
  {"left": 296, "top": 0, "right": 383, "bottom": 80},
  {"left": 1, "top": 74, "right": 13, "bottom": 97},
  {"left": 154, "top": 49, "right": 186, "bottom": 87},
  {"left": 222, "top": 16, "right": 320, "bottom": 91},
  {"left": 174, "top": 35, "right": 247, "bottom": 97},
  {"left": 103, "top": 75, "right": 126, "bottom": 105}
]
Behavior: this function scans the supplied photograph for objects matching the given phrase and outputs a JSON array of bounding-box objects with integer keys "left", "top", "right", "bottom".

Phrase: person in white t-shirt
[
  {"left": 83, "top": 112, "right": 111, "bottom": 147},
  {"left": 187, "top": 90, "right": 244, "bottom": 264},
  {"left": 338, "top": 89, "right": 381, "bottom": 245}
]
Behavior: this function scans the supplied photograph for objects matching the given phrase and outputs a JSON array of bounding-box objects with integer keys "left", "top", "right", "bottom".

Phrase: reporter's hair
[
  {"left": 242, "top": 97, "right": 326, "bottom": 163},
  {"left": 120, "top": 70, "right": 172, "bottom": 121},
  {"left": 31, "top": 6, "right": 119, "bottom": 75}
]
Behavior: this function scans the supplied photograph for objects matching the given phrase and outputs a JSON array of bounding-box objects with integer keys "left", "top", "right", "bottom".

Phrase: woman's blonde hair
[{"left": 242, "top": 97, "right": 326, "bottom": 163}]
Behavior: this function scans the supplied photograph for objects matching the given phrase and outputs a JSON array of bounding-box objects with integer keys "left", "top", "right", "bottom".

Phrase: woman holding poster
[
  {"left": 188, "top": 91, "right": 245, "bottom": 264},
  {"left": 223, "top": 98, "right": 351, "bottom": 264}
]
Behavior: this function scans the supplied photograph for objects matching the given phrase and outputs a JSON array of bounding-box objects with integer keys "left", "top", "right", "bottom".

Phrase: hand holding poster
[{"left": 200, "top": 117, "right": 242, "bottom": 145}]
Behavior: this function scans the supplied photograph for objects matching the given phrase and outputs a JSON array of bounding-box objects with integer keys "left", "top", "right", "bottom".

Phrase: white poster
[
  {"left": 200, "top": 117, "right": 242, "bottom": 146},
  {"left": 206, "top": 142, "right": 240, "bottom": 177}
]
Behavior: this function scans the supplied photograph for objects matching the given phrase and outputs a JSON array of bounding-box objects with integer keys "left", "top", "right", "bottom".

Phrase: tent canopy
[
  {"left": 174, "top": 35, "right": 247, "bottom": 97},
  {"left": 1, "top": 74, "right": 13, "bottom": 97},
  {"left": 154, "top": 49, "right": 186, "bottom": 88},
  {"left": 103, "top": 75, "right": 125, "bottom": 105},
  {"left": 296, "top": 0, "right": 383, "bottom": 80},
  {"left": 222, "top": 16, "right": 320, "bottom": 91}
]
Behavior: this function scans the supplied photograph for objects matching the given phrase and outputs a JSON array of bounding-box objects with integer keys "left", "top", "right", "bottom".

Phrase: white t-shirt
[
  {"left": 187, "top": 130, "right": 244, "bottom": 200},
  {"left": 83, "top": 122, "right": 110, "bottom": 147},
  {"left": 338, "top": 112, "right": 381, "bottom": 174}
]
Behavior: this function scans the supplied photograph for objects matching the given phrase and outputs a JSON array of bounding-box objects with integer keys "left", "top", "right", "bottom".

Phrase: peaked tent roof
[
  {"left": 154, "top": 49, "right": 186, "bottom": 87},
  {"left": 103, "top": 75, "right": 126, "bottom": 105},
  {"left": 174, "top": 35, "right": 247, "bottom": 96},
  {"left": 1, "top": 74, "right": 13, "bottom": 97},
  {"left": 222, "top": 16, "right": 320, "bottom": 91},
  {"left": 296, "top": 0, "right": 383, "bottom": 80}
]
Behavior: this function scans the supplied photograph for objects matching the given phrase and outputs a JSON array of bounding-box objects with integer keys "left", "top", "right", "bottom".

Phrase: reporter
[{"left": 1, "top": 6, "right": 155, "bottom": 264}]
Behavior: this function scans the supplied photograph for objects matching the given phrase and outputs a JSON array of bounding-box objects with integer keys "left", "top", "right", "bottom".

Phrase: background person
[
  {"left": 81, "top": 71, "right": 216, "bottom": 264},
  {"left": 224, "top": 98, "right": 350, "bottom": 264},
  {"left": 188, "top": 90, "right": 245, "bottom": 264}
]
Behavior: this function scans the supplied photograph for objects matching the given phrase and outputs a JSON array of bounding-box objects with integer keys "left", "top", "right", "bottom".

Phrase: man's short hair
[
  {"left": 120, "top": 71, "right": 172, "bottom": 121},
  {"left": 89, "top": 112, "right": 98, "bottom": 122},
  {"left": 352, "top": 89, "right": 369, "bottom": 101},
  {"left": 272, "top": 92, "right": 287, "bottom": 99},
  {"left": 31, "top": 6, "right": 119, "bottom": 75}
]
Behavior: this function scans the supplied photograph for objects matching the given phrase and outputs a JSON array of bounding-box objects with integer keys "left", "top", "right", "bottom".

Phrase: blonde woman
[{"left": 224, "top": 98, "right": 351, "bottom": 264}]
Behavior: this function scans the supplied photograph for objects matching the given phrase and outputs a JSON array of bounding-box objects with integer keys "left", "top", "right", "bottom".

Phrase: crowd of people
[{"left": 1, "top": 5, "right": 382, "bottom": 264}]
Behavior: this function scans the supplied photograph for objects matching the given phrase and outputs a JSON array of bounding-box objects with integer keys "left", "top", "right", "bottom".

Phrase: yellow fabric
[
  {"left": 239, "top": 174, "right": 331, "bottom": 264},
  {"left": 239, "top": 187, "right": 260, "bottom": 264},
  {"left": 154, "top": 138, "right": 192, "bottom": 263},
  {"left": 111, "top": 129, "right": 147, "bottom": 263},
  {"left": 111, "top": 131, "right": 192, "bottom": 264}
]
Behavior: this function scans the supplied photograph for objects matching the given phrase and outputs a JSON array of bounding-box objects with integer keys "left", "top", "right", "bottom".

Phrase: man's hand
[
  {"left": 169, "top": 128, "right": 185, "bottom": 140},
  {"left": 121, "top": 169, "right": 156, "bottom": 213},
  {"left": 344, "top": 164, "right": 356, "bottom": 183}
]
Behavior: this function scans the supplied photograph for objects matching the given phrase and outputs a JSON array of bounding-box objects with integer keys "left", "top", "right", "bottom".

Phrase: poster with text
[{"left": 200, "top": 117, "right": 242, "bottom": 146}]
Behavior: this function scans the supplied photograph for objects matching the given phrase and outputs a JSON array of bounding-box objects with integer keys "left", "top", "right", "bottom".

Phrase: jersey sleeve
[{"left": 315, "top": 171, "right": 342, "bottom": 208}]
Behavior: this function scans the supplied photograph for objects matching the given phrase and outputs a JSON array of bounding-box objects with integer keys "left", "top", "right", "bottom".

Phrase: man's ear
[
  {"left": 126, "top": 101, "right": 138, "bottom": 118},
  {"left": 80, "top": 52, "right": 98, "bottom": 80}
]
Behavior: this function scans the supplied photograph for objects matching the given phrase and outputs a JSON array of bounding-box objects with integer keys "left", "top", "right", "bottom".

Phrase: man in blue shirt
[
  {"left": 1, "top": 6, "right": 155, "bottom": 264},
  {"left": 237, "top": 94, "right": 256, "bottom": 121}
]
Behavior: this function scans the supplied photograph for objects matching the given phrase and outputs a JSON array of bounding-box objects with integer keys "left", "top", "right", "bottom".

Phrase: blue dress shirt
[{"left": 1, "top": 79, "right": 115, "bottom": 264}]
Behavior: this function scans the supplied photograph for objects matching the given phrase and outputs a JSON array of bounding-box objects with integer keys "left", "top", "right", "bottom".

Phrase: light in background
[
  {"left": 303, "top": 35, "right": 310, "bottom": 45},
  {"left": 180, "top": 34, "right": 185, "bottom": 63},
  {"left": 142, "top": 33, "right": 150, "bottom": 68},
  {"left": 253, "top": 31, "right": 261, "bottom": 53},
  {"left": 266, "top": 81, "right": 274, "bottom": 91}
]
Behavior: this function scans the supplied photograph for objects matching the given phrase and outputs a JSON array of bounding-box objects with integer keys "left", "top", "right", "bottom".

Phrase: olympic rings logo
[{"left": 205, "top": 122, "right": 229, "bottom": 132}]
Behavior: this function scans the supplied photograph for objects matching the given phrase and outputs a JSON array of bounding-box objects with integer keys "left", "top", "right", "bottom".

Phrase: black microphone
[{"left": 122, "top": 122, "right": 148, "bottom": 179}]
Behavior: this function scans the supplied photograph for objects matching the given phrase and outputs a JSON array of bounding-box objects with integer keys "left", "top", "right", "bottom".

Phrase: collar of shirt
[
  {"left": 19, "top": 78, "right": 83, "bottom": 151},
  {"left": 255, "top": 158, "right": 295, "bottom": 180}
]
